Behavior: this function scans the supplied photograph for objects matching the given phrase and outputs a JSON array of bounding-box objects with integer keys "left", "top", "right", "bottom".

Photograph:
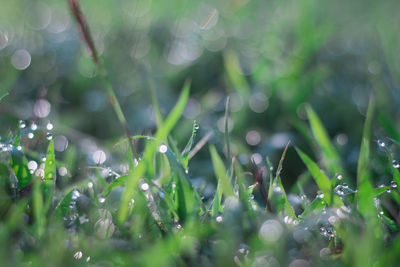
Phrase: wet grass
[{"left": 1, "top": 0, "right": 400, "bottom": 266}]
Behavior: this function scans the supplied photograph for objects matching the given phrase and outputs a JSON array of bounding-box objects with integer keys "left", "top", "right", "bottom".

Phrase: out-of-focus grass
[{"left": 0, "top": 0, "right": 400, "bottom": 266}]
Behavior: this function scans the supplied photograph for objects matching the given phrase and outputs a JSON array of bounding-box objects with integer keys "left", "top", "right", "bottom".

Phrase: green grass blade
[
  {"left": 10, "top": 151, "right": 32, "bottom": 190},
  {"left": 155, "top": 80, "right": 190, "bottom": 141},
  {"left": 32, "top": 178, "right": 44, "bottom": 237},
  {"left": 180, "top": 121, "right": 199, "bottom": 168},
  {"left": 295, "top": 147, "right": 342, "bottom": 206},
  {"left": 306, "top": 105, "right": 346, "bottom": 176},
  {"left": 210, "top": 145, "right": 234, "bottom": 197},
  {"left": 356, "top": 97, "right": 378, "bottom": 220},
  {"left": 43, "top": 140, "right": 56, "bottom": 213}
]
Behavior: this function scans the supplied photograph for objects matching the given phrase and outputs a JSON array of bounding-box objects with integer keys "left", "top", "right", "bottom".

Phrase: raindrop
[
  {"left": 392, "top": 160, "right": 400, "bottom": 169},
  {"left": 19, "top": 120, "right": 27, "bottom": 129},
  {"left": 92, "top": 150, "right": 106, "bottom": 164},
  {"left": 28, "top": 160, "right": 38, "bottom": 171},
  {"left": 71, "top": 189, "right": 80, "bottom": 200},
  {"left": 46, "top": 132, "right": 53, "bottom": 140},
  {"left": 140, "top": 183, "right": 149, "bottom": 191},
  {"left": 46, "top": 122, "right": 54, "bottom": 130},
  {"left": 73, "top": 251, "right": 83, "bottom": 259},
  {"left": 31, "top": 122, "right": 38, "bottom": 131},
  {"left": 158, "top": 144, "right": 168, "bottom": 154},
  {"left": 377, "top": 140, "right": 386, "bottom": 148},
  {"left": 391, "top": 181, "right": 397, "bottom": 188},
  {"left": 335, "top": 185, "right": 345, "bottom": 196}
]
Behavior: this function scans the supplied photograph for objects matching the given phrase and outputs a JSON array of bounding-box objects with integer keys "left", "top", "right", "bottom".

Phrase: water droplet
[
  {"left": 73, "top": 251, "right": 83, "bottom": 259},
  {"left": 216, "top": 215, "right": 223, "bottom": 222},
  {"left": 140, "top": 183, "right": 149, "bottom": 191},
  {"left": 72, "top": 190, "right": 80, "bottom": 200},
  {"left": 86, "top": 256, "right": 91, "bottom": 262},
  {"left": 342, "top": 183, "right": 348, "bottom": 188},
  {"left": 158, "top": 144, "right": 168, "bottom": 154},
  {"left": 391, "top": 181, "right": 397, "bottom": 188},
  {"left": 46, "top": 122, "right": 54, "bottom": 130},
  {"left": 317, "top": 191, "right": 324, "bottom": 199},
  {"left": 336, "top": 174, "right": 343, "bottom": 181},
  {"left": 46, "top": 132, "right": 53, "bottom": 140},
  {"left": 27, "top": 132, "right": 34, "bottom": 139},
  {"left": 19, "top": 120, "right": 27, "bottom": 129},
  {"left": 31, "top": 122, "right": 38, "bottom": 131},
  {"left": 129, "top": 198, "right": 135, "bottom": 206},
  {"left": 335, "top": 185, "right": 345, "bottom": 196},
  {"left": 377, "top": 140, "right": 386, "bottom": 148},
  {"left": 392, "top": 160, "right": 400, "bottom": 169},
  {"left": 41, "top": 157, "right": 46, "bottom": 162},
  {"left": 92, "top": 150, "right": 106, "bottom": 164},
  {"left": 88, "top": 182, "right": 93, "bottom": 189},
  {"left": 28, "top": 160, "right": 38, "bottom": 171},
  {"left": 98, "top": 197, "right": 106, "bottom": 204},
  {"left": 16, "top": 145, "right": 22, "bottom": 151},
  {"left": 386, "top": 189, "right": 391, "bottom": 193}
]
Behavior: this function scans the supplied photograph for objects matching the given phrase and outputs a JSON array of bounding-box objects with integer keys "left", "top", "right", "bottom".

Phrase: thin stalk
[{"left": 67, "top": 0, "right": 137, "bottom": 159}]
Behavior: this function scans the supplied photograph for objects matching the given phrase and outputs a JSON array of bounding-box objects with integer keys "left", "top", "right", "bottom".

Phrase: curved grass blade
[
  {"left": 210, "top": 145, "right": 234, "bottom": 197},
  {"left": 180, "top": 121, "right": 199, "bottom": 169},
  {"left": 119, "top": 81, "right": 190, "bottom": 223},
  {"left": 296, "top": 147, "right": 343, "bottom": 206},
  {"left": 306, "top": 105, "right": 346, "bottom": 177}
]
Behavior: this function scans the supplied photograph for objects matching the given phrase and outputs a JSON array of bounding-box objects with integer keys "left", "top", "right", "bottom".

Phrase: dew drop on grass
[
  {"left": 73, "top": 251, "right": 83, "bottom": 260},
  {"left": 392, "top": 160, "right": 400, "bottom": 169},
  {"left": 98, "top": 197, "right": 106, "bottom": 204},
  {"left": 31, "top": 122, "right": 38, "bottom": 131},
  {"left": 46, "top": 132, "right": 53, "bottom": 140},
  {"left": 71, "top": 189, "right": 80, "bottom": 201},
  {"left": 140, "top": 183, "right": 149, "bottom": 191},
  {"left": 46, "top": 122, "right": 54, "bottom": 130},
  {"left": 19, "top": 120, "right": 27, "bottom": 129},
  {"left": 16, "top": 145, "right": 22, "bottom": 151},
  {"left": 336, "top": 174, "right": 343, "bottom": 180},
  {"left": 317, "top": 191, "right": 324, "bottom": 199},
  {"left": 377, "top": 140, "right": 386, "bottom": 148},
  {"left": 158, "top": 144, "right": 168, "bottom": 154},
  {"left": 88, "top": 182, "right": 93, "bottom": 189},
  {"left": 27, "top": 132, "right": 34, "bottom": 139},
  {"left": 216, "top": 215, "right": 223, "bottom": 223},
  {"left": 86, "top": 257, "right": 91, "bottom": 262},
  {"left": 391, "top": 181, "right": 397, "bottom": 188},
  {"left": 58, "top": 167, "right": 68, "bottom": 176},
  {"left": 386, "top": 189, "right": 391, "bottom": 193}
]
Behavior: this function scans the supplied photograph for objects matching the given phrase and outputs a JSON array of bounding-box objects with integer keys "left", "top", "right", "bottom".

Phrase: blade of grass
[
  {"left": 296, "top": 147, "right": 343, "bottom": 206},
  {"left": 306, "top": 105, "right": 346, "bottom": 177},
  {"left": 67, "top": 0, "right": 137, "bottom": 159},
  {"left": 43, "top": 140, "right": 56, "bottom": 213}
]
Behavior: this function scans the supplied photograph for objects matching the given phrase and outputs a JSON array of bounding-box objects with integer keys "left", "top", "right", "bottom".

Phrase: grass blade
[
  {"left": 43, "top": 140, "right": 56, "bottom": 213},
  {"left": 296, "top": 147, "right": 342, "bottom": 206},
  {"left": 210, "top": 145, "right": 234, "bottom": 197},
  {"left": 306, "top": 105, "right": 346, "bottom": 176}
]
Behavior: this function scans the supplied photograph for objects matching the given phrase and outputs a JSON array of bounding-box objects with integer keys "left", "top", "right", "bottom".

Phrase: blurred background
[{"left": 0, "top": 0, "right": 399, "bottom": 197}]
